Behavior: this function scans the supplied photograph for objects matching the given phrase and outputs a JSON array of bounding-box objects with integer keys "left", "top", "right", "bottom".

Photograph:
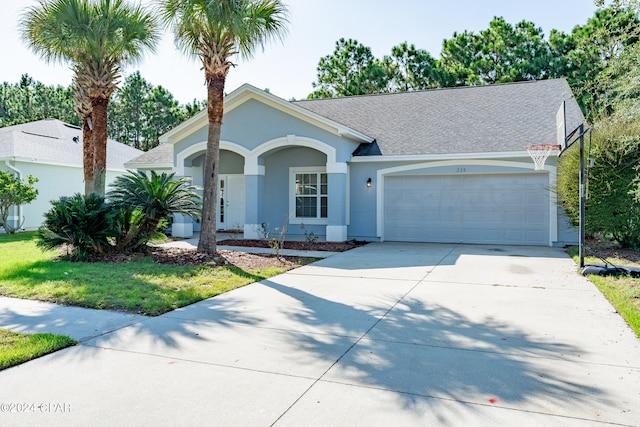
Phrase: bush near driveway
[{"left": 557, "top": 117, "right": 640, "bottom": 249}]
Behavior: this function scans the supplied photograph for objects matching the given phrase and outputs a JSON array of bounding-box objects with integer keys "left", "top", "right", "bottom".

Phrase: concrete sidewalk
[{"left": 1, "top": 243, "right": 639, "bottom": 426}]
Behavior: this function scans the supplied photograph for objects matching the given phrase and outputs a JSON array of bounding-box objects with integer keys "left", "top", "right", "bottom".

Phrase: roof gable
[{"left": 159, "top": 84, "right": 373, "bottom": 145}]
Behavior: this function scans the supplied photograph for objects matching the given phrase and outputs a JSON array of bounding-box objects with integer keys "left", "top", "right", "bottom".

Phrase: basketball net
[{"left": 527, "top": 144, "right": 561, "bottom": 171}]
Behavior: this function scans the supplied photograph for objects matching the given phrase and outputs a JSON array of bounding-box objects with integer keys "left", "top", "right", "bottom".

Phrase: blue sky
[{"left": 1, "top": 0, "right": 597, "bottom": 104}]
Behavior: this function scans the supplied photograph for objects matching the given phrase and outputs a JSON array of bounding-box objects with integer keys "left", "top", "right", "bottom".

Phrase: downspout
[{"left": 4, "top": 160, "right": 23, "bottom": 230}]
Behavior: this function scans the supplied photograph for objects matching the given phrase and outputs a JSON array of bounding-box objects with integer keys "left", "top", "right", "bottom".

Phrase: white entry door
[{"left": 218, "top": 175, "right": 245, "bottom": 231}]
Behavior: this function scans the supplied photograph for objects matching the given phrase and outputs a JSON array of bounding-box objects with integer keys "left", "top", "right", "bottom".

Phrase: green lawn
[
  {"left": 0, "top": 232, "right": 297, "bottom": 316},
  {"left": 0, "top": 329, "right": 76, "bottom": 370},
  {"left": 568, "top": 246, "right": 640, "bottom": 337}
]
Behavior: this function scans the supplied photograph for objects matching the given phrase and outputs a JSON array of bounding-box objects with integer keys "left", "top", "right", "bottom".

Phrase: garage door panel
[{"left": 384, "top": 173, "right": 550, "bottom": 245}]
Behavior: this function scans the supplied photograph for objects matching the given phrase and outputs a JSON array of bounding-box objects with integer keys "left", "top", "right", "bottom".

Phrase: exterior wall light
[{"left": 366, "top": 177, "right": 372, "bottom": 188}]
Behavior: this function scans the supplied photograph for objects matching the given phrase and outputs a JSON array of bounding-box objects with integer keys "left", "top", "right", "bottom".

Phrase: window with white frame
[{"left": 290, "top": 167, "right": 327, "bottom": 223}]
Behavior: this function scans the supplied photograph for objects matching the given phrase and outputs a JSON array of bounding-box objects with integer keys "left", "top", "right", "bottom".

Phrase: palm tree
[
  {"left": 72, "top": 71, "right": 94, "bottom": 195},
  {"left": 158, "top": 0, "right": 288, "bottom": 254},
  {"left": 20, "top": 0, "right": 160, "bottom": 195}
]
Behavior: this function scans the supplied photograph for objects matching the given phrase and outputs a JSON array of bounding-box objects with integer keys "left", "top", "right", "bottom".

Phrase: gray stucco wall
[
  {"left": 262, "top": 146, "right": 327, "bottom": 238},
  {"left": 173, "top": 99, "right": 362, "bottom": 165}
]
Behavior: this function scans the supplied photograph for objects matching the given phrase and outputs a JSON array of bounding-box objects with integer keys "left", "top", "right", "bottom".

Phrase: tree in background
[
  {"left": 108, "top": 72, "right": 191, "bottom": 151},
  {"left": 309, "top": 38, "right": 389, "bottom": 98},
  {"left": 21, "top": 0, "right": 160, "bottom": 196},
  {"left": 0, "top": 171, "right": 39, "bottom": 234},
  {"left": 0, "top": 74, "right": 77, "bottom": 127},
  {"left": 437, "top": 17, "right": 555, "bottom": 86},
  {"left": 383, "top": 42, "right": 438, "bottom": 91},
  {"left": 159, "top": 0, "right": 289, "bottom": 255},
  {"left": 563, "top": 5, "right": 640, "bottom": 118},
  {"left": 1, "top": 73, "right": 203, "bottom": 152},
  {"left": 141, "top": 85, "right": 188, "bottom": 150},
  {"left": 307, "top": 4, "right": 640, "bottom": 119},
  {"left": 109, "top": 71, "right": 151, "bottom": 150}
]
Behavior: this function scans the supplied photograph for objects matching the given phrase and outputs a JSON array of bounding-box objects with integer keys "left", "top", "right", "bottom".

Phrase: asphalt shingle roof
[
  {"left": 0, "top": 118, "right": 141, "bottom": 169},
  {"left": 128, "top": 79, "right": 584, "bottom": 165},
  {"left": 293, "top": 78, "right": 584, "bottom": 156},
  {"left": 125, "top": 142, "right": 173, "bottom": 167}
]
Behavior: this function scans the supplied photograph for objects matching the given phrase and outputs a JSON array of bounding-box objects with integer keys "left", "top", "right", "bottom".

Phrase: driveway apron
[{"left": 0, "top": 243, "right": 638, "bottom": 426}]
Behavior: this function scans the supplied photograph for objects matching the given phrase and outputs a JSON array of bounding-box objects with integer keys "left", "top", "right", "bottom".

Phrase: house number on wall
[{"left": 456, "top": 168, "right": 467, "bottom": 173}]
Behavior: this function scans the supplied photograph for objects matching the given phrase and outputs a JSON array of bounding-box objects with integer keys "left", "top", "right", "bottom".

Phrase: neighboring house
[
  {"left": 127, "top": 79, "right": 583, "bottom": 247},
  {"left": 0, "top": 119, "right": 142, "bottom": 231}
]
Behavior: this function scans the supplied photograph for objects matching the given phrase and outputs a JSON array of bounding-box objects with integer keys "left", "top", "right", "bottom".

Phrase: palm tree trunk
[
  {"left": 91, "top": 97, "right": 109, "bottom": 196},
  {"left": 197, "top": 73, "right": 226, "bottom": 255},
  {"left": 82, "top": 115, "right": 94, "bottom": 195}
]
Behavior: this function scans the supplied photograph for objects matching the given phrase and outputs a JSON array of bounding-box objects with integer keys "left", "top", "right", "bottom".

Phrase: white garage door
[{"left": 384, "top": 174, "right": 550, "bottom": 245}]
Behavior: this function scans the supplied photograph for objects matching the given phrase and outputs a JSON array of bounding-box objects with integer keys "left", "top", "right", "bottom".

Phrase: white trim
[
  {"left": 326, "top": 225, "right": 347, "bottom": 242},
  {"left": 176, "top": 140, "right": 252, "bottom": 176},
  {"left": 252, "top": 135, "right": 337, "bottom": 164},
  {"left": 176, "top": 136, "right": 336, "bottom": 177},
  {"left": 244, "top": 163, "right": 265, "bottom": 176},
  {"left": 346, "top": 166, "right": 351, "bottom": 226},
  {"left": 326, "top": 161, "right": 348, "bottom": 174},
  {"left": 289, "top": 166, "right": 328, "bottom": 225},
  {"left": 349, "top": 150, "right": 555, "bottom": 163},
  {"left": 376, "top": 159, "right": 556, "bottom": 243},
  {"left": 548, "top": 166, "right": 559, "bottom": 245},
  {"left": 1, "top": 156, "right": 130, "bottom": 172}
]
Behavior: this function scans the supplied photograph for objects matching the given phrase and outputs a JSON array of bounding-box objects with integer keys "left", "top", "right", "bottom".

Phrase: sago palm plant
[
  {"left": 108, "top": 170, "right": 202, "bottom": 251},
  {"left": 36, "top": 193, "right": 113, "bottom": 260}
]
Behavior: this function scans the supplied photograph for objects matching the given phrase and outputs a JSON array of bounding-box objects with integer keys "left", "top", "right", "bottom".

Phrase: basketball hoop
[{"left": 526, "top": 144, "right": 561, "bottom": 171}]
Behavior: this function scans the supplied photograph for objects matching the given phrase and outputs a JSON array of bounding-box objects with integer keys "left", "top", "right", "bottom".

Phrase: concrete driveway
[{"left": 1, "top": 243, "right": 639, "bottom": 426}]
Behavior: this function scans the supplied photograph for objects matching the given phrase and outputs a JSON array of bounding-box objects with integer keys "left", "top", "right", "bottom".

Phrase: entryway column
[
  {"left": 172, "top": 160, "right": 194, "bottom": 238},
  {"left": 326, "top": 162, "right": 348, "bottom": 242},
  {"left": 243, "top": 159, "right": 265, "bottom": 239}
]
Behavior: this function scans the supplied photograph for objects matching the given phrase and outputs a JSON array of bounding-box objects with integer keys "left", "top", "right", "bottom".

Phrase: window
[{"left": 290, "top": 168, "right": 327, "bottom": 224}]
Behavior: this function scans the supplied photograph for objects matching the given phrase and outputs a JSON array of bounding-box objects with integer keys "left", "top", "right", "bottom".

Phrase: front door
[{"left": 218, "top": 174, "right": 245, "bottom": 231}]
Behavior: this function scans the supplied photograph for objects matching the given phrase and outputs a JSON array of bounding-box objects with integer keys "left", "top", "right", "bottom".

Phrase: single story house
[
  {"left": 0, "top": 119, "right": 142, "bottom": 231},
  {"left": 126, "top": 78, "right": 583, "bottom": 247}
]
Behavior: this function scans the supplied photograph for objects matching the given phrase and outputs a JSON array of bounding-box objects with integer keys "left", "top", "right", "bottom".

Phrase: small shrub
[
  {"left": 0, "top": 171, "right": 38, "bottom": 234},
  {"left": 36, "top": 193, "right": 113, "bottom": 260},
  {"left": 300, "top": 222, "right": 318, "bottom": 243},
  {"left": 256, "top": 220, "right": 288, "bottom": 259}
]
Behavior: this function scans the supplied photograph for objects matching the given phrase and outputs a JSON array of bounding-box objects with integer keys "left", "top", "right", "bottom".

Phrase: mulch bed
[
  {"left": 584, "top": 239, "right": 640, "bottom": 264},
  {"left": 149, "top": 239, "right": 368, "bottom": 268},
  {"left": 76, "top": 240, "right": 368, "bottom": 269},
  {"left": 217, "top": 239, "right": 366, "bottom": 252}
]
